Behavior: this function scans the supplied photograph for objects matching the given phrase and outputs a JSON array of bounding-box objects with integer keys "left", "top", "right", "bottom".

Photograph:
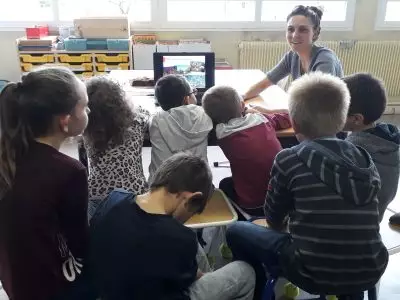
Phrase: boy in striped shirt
[{"left": 227, "top": 72, "right": 388, "bottom": 299}]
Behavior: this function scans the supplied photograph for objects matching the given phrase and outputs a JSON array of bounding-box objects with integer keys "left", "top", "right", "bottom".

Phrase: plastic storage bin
[
  {"left": 95, "top": 63, "right": 129, "bottom": 72},
  {"left": 20, "top": 63, "right": 34, "bottom": 72},
  {"left": 95, "top": 53, "right": 129, "bottom": 63},
  {"left": 87, "top": 39, "right": 108, "bottom": 50},
  {"left": 20, "top": 54, "right": 54, "bottom": 63},
  {"left": 58, "top": 54, "right": 92, "bottom": 63},
  {"left": 58, "top": 63, "right": 93, "bottom": 71},
  {"left": 64, "top": 38, "right": 87, "bottom": 51},
  {"left": 25, "top": 26, "right": 49, "bottom": 39},
  {"left": 107, "top": 39, "right": 130, "bottom": 51}
]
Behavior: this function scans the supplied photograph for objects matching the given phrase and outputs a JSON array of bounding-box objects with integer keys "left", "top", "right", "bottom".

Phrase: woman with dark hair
[
  {"left": 243, "top": 5, "right": 344, "bottom": 100},
  {"left": 83, "top": 77, "right": 149, "bottom": 203}
]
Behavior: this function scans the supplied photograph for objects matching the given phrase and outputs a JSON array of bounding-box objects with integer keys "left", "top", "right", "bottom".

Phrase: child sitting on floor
[
  {"left": 202, "top": 85, "right": 291, "bottom": 216},
  {"left": 343, "top": 73, "right": 400, "bottom": 222},
  {"left": 148, "top": 75, "right": 213, "bottom": 180},
  {"left": 87, "top": 153, "right": 255, "bottom": 300},
  {"left": 227, "top": 72, "right": 388, "bottom": 299},
  {"left": 83, "top": 77, "right": 149, "bottom": 205}
]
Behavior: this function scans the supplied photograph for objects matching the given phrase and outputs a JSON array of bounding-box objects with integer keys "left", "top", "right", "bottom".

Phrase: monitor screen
[
  {"left": 154, "top": 52, "right": 215, "bottom": 93},
  {"left": 162, "top": 55, "right": 206, "bottom": 89}
]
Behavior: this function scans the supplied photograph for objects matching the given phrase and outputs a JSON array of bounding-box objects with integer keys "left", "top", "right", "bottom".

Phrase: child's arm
[
  {"left": 59, "top": 167, "right": 89, "bottom": 260},
  {"left": 248, "top": 104, "right": 288, "bottom": 115},
  {"left": 136, "top": 106, "right": 151, "bottom": 139},
  {"left": 246, "top": 105, "right": 291, "bottom": 131},
  {"left": 264, "top": 157, "right": 293, "bottom": 231}
]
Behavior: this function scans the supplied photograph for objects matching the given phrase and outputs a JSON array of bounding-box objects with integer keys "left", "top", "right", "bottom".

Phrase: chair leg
[
  {"left": 368, "top": 286, "right": 377, "bottom": 300},
  {"left": 262, "top": 278, "right": 277, "bottom": 300}
]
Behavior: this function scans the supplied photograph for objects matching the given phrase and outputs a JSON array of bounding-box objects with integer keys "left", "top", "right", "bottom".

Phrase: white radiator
[{"left": 239, "top": 41, "right": 400, "bottom": 98}]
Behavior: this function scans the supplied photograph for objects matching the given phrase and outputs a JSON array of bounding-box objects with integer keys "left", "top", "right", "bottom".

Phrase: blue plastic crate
[
  {"left": 87, "top": 39, "right": 108, "bottom": 50},
  {"left": 107, "top": 39, "right": 130, "bottom": 51},
  {"left": 64, "top": 38, "right": 87, "bottom": 51}
]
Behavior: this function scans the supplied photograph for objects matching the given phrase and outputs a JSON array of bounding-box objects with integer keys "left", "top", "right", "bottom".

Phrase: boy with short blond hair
[
  {"left": 202, "top": 85, "right": 291, "bottom": 216},
  {"left": 227, "top": 72, "right": 388, "bottom": 298}
]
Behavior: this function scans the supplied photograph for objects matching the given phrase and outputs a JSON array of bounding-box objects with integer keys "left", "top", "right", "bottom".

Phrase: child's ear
[
  {"left": 183, "top": 96, "right": 191, "bottom": 105},
  {"left": 241, "top": 101, "right": 246, "bottom": 113},
  {"left": 185, "top": 191, "right": 206, "bottom": 214},
  {"left": 58, "top": 114, "right": 71, "bottom": 133},
  {"left": 352, "top": 113, "right": 365, "bottom": 126},
  {"left": 291, "top": 118, "right": 299, "bottom": 133}
]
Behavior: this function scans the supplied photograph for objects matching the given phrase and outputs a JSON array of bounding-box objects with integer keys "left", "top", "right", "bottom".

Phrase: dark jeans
[
  {"left": 226, "top": 221, "right": 292, "bottom": 299},
  {"left": 219, "top": 177, "right": 265, "bottom": 218},
  {"left": 227, "top": 222, "right": 366, "bottom": 300}
]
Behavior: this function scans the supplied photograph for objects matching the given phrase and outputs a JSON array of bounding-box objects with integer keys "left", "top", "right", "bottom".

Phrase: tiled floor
[{"left": 1, "top": 116, "right": 400, "bottom": 299}]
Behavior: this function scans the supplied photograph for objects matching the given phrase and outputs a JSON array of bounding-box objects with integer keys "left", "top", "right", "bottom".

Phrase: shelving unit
[{"left": 17, "top": 43, "right": 133, "bottom": 79}]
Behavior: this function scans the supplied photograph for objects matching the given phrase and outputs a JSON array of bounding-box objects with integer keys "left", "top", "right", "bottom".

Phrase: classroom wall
[{"left": 0, "top": 0, "right": 399, "bottom": 82}]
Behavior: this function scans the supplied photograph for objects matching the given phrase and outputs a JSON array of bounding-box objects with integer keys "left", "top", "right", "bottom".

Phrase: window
[
  {"left": 376, "top": 0, "right": 400, "bottom": 29},
  {"left": 0, "top": 0, "right": 53, "bottom": 22},
  {"left": 0, "top": 0, "right": 356, "bottom": 30},
  {"left": 58, "top": 0, "right": 151, "bottom": 22},
  {"left": 260, "top": 0, "right": 355, "bottom": 29},
  {"left": 167, "top": 0, "right": 256, "bottom": 22},
  {"left": 261, "top": 1, "right": 348, "bottom": 22}
]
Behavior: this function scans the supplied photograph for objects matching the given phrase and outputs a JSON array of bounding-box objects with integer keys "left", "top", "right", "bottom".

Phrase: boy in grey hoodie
[
  {"left": 343, "top": 73, "right": 400, "bottom": 222},
  {"left": 227, "top": 72, "right": 388, "bottom": 299},
  {"left": 149, "top": 75, "right": 213, "bottom": 179}
]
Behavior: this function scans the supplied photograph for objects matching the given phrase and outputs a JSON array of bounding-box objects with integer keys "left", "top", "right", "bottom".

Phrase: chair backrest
[{"left": 0, "top": 80, "right": 9, "bottom": 92}]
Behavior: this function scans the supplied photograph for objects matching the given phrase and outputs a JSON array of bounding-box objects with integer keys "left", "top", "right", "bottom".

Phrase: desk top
[
  {"left": 110, "top": 69, "right": 295, "bottom": 137},
  {"left": 185, "top": 189, "right": 238, "bottom": 228}
]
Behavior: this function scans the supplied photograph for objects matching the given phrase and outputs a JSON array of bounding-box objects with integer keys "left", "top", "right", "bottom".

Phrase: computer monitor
[{"left": 153, "top": 52, "right": 215, "bottom": 94}]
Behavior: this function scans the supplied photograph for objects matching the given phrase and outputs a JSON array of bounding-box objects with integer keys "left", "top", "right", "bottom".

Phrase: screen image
[{"left": 162, "top": 55, "right": 206, "bottom": 88}]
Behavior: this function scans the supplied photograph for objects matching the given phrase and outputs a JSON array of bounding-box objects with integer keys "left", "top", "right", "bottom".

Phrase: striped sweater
[{"left": 265, "top": 138, "right": 388, "bottom": 295}]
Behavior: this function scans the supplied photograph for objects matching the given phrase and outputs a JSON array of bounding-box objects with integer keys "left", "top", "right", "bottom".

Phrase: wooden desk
[
  {"left": 185, "top": 189, "right": 238, "bottom": 228},
  {"left": 110, "top": 69, "right": 295, "bottom": 138}
]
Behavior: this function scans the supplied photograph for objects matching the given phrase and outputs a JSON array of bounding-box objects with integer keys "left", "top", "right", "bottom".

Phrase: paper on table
[
  {"left": 258, "top": 85, "right": 289, "bottom": 110},
  {"left": 124, "top": 86, "right": 154, "bottom": 96}
]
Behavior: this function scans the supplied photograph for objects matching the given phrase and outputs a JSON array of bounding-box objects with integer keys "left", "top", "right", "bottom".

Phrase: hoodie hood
[
  {"left": 153, "top": 104, "right": 213, "bottom": 152},
  {"left": 296, "top": 138, "right": 381, "bottom": 206},
  {"left": 216, "top": 113, "right": 266, "bottom": 139},
  {"left": 346, "top": 123, "right": 400, "bottom": 167}
]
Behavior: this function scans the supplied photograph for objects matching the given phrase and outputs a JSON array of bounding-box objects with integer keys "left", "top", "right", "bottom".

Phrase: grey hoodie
[
  {"left": 265, "top": 138, "right": 388, "bottom": 295},
  {"left": 148, "top": 104, "right": 213, "bottom": 179},
  {"left": 346, "top": 123, "right": 400, "bottom": 221}
]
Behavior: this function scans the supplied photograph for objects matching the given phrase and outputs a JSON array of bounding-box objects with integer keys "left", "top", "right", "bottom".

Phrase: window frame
[
  {"left": 375, "top": 0, "right": 400, "bottom": 30},
  {"left": 0, "top": 0, "right": 357, "bottom": 31}
]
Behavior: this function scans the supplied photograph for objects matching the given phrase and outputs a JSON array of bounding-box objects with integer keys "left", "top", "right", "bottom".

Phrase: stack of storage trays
[
  {"left": 95, "top": 53, "right": 130, "bottom": 75},
  {"left": 20, "top": 53, "right": 55, "bottom": 74},
  {"left": 57, "top": 53, "right": 94, "bottom": 79}
]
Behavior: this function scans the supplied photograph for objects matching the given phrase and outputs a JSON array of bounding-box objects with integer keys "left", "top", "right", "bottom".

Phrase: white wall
[{"left": 0, "top": 0, "right": 399, "bottom": 81}]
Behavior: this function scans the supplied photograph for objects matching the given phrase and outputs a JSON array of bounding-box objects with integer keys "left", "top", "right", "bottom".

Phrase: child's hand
[{"left": 244, "top": 106, "right": 260, "bottom": 114}]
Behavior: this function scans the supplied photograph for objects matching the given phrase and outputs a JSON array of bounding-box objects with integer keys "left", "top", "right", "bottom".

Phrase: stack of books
[{"left": 18, "top": 36, "right": 57, "bottom": 51}]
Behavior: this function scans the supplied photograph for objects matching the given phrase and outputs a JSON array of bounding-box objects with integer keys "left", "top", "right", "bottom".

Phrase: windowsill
[
  {"left": 0, "top": 26, "right": 355, "bottom": 33},
  {"left": 375, "top": 23, "right": 400, "bottom": 31}
]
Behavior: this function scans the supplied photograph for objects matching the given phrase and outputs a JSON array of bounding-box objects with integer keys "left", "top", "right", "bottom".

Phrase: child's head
[
  {"left": 288, "top": 71, "right": 350, "bottom": 140},
  {"left": 0, "top": 67, "right": 89, "bottom": 195},
  {"left": 155, "top": 75, "right": 197, "bottom": 111},
  {"left": 84, "top": 76, "right": 134, "bottom": 153},
  {"left": 149, "top": 152, "right": 213, "bottom": 223},
  {"left": 202, "top": 85, "right": 243, "bottom": 124},
  {"left": 343, "top": 73, "right": 387, "bottom": 131}
]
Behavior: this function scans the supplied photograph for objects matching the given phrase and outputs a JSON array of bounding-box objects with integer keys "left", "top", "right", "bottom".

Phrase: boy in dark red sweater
[{"left": 202, "top": 86, "right": 291, "bottom": 216}]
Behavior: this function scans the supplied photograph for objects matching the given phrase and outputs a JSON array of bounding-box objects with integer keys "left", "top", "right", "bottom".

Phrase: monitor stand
[{"left": 196, "top": 91, "right": 204, "bottom": 105}]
